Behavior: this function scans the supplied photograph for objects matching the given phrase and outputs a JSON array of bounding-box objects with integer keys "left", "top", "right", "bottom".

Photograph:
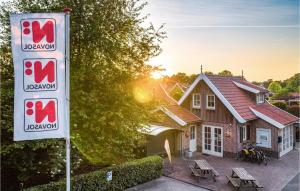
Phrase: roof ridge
[
  {"left": 205, "top": 74, "right": 243, "bottom": 79},
  {"left": 240, "top": 79, "right": 268, "bottom": 91}
]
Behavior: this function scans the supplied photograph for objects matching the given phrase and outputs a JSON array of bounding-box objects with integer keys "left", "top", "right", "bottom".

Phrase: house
[
  {"left": 287, "top": 92, "right": 300, "bottom": 106},
  {"left": 144, "top": 74, "right": 299, "bottom": 158}
]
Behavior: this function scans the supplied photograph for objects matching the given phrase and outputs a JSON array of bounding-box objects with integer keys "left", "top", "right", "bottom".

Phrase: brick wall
[{"left": 248, "top": 119, "right": 279, "bottom": 158}]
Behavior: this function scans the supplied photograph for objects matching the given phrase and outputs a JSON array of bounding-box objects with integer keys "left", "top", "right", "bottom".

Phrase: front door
[
  {"left": 202, "top": 125, "right": 223, "bottom": 157},
  {"left": 189, "top": 125, "right": 197, "bottom": 152}
]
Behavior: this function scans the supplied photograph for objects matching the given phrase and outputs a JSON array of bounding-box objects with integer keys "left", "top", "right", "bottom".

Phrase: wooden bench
[
  {"left": 212, "top": 169, "right": 220, "bottom": 176},
  {"left": 254, "top": 180, "right": 264, "bottom": 191},
  {"left": 227, "top": 175, "right": 241, "bottom": 190},
  {"left": 211, "top": 169, "right": 219, "bottom": 182}
]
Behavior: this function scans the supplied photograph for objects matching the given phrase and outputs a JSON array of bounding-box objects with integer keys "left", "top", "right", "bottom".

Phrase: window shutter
[
  {"left": 240, "top": 126, "right": 243, "bottom": 143},
  {"left": 247, "top": 125, "right": 250, "bottom": 140}
]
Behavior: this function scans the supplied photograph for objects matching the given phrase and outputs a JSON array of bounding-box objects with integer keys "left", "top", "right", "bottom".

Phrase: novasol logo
[
  {"left": 23, "top": 58, "right": 57, "bottom": 92},
  {"left": 24, "top": 98, "right": 59, "bottom": 132},
  {"left": 21, "top": 18, "right": 56, "bottom": 51}
]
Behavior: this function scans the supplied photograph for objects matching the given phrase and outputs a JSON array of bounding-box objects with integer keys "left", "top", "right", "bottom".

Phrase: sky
[{"left": 143, "top": 0, "right": 299, "bottom": 81}]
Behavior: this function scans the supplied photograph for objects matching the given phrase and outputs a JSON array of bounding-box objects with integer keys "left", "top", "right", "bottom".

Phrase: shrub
[
  {"left": 272, "top": 102, "right": 288, "bottom": 110},
  {"left": 24, "top": 155, "right": 163, "bottom": 191}
]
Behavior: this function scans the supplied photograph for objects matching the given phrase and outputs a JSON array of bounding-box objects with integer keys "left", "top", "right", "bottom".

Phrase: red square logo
[
  {"left": 21, "top": 18, "right": 56, "bottom": 51},
  {"left": 24, "top": 98, "right": 59, "bottom": 132}
]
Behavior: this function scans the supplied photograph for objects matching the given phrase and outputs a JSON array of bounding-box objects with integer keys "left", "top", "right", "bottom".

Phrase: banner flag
[
  {"left": 10, "top": 13, "right": 67, "bottom": 141},
  {"left": 164, "top": 139, "right": 172, "bottom": 163}
]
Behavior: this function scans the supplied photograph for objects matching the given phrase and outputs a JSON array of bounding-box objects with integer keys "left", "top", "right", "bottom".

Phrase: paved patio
[
  {"left": 126, "top": 176, "right": 209, "bottom": 191},
  {"left": 163, "top": 150, "right": 300, "bottom": 191}
]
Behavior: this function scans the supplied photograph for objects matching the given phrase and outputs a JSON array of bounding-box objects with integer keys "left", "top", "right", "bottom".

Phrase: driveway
[
  {"left": 126, "top": 176, "right": 209, "bottom": 191},
  {"left": 164, "top": 150, "right": 299, "bottom": 191}
]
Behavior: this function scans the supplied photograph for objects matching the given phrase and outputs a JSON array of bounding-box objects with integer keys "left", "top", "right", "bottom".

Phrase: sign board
[
  {"left": 10, "top": 13, "right": 67, "bottom": 141},
  {"left": 106, "top": 171, "right": 113, "bottom": 181}
]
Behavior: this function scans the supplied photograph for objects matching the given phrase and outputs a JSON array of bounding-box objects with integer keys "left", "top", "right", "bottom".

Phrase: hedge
[{"left": 25, "top": 155, "right": 163, "bottom": 191}]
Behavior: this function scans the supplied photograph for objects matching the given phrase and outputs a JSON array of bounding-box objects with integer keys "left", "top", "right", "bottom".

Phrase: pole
[{"left": 64, "top": 8, "right": 71, "bottom": 191}]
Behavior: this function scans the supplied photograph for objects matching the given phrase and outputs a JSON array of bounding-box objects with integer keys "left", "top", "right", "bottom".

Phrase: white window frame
[
  {"left": 192, "top": 93, "right": 201, "bottom": 109},
  {"left": 206, "top": 95, "right": 215, "bottom": 110},
  {"left": 256, "top": 93, "right": 265, "bottom": 104},
  {"left": 242, "top": 126, "right": 247, "bottom": 142},
  {"left": 279, "top": 125, "right": 293, "bottom": 157},
  {"left": 190, "top": 125, "right": 196, "bottom": 140},
  {"left": 256, "top": 128, "right": 271, "bottom": 148}
]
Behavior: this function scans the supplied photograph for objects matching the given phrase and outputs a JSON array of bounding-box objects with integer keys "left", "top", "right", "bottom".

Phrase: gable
[
  {"left": 181, "top": 80, "right": 234, "bottom": 123},
  {"left": 178, "top": 74, "right": 247, "bottom": 123}
]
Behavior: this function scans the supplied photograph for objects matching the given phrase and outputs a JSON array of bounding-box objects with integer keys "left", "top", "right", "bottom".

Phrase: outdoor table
[
  {"left": 230, "top": 168, "right": 256, "bottom": 189},
  {"left": 194, "top": 160, "right": 216, "bottom": 181}
]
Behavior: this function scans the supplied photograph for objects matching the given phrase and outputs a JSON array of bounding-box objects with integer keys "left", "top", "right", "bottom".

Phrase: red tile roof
[
  {"left": 250, "top": 103, "right": 298, "bottom": 125},
  {"left": 164, "top": 105, "right": 201, "bottom": 123},
  {"left": 153, "top": 82, "right": 201, "bottom": 125},
  {"left": 206, "top": 75, "right": 257, "bottom": 120},
  {"left": 234, "top": 80, "right": 268, "bottom": 93}
]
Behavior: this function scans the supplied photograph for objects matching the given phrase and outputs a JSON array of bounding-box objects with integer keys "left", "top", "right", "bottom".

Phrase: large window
[
  {"left": 206, "top": 95, "right": 215, "bottom": 110},
  {"left": 256, "top": 128, "right": 271, "bottom": 148},
  {"left": 192, "top": 93, "right": 201, "bottom": 108},
  {"left": 256, "top": 93, "right": 265, "bottom": 104}
]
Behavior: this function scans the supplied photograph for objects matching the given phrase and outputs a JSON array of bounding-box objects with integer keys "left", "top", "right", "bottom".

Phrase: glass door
[{"left": 202, "top": 125, "right": 223, "bottom": 157}]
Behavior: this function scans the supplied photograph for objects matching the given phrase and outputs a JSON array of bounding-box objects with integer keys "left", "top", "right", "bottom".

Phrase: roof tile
[{"left": 251, "top": 103, "right": 298, "bottom": 125}]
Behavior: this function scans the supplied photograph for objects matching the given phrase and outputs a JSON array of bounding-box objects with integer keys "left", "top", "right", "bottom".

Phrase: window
[
  {"left": 240, "top": 125, "right": 250, "bottom": 143},
  {"left": 256, "top": 128, "right": 271, "bottom": 148},
  {"left": 190, "top": 126, "right": 195, "bottom": 140},
  {"left": 256, "top": 93, "right": 265, "bottom": 104},
  {"left": 242, "top": 126, "right": 247, "bottom": 142},
  {"left": 206, "top": 95, "right": 215, "bottom": 110},
  {"left": 192, "top": 93, "right": 201, "bottom": 108}
]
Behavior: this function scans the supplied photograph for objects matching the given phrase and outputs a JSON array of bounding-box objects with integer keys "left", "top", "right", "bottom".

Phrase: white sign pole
[{"left": 64, "top": 10, "right": 71, "bottom": 191}]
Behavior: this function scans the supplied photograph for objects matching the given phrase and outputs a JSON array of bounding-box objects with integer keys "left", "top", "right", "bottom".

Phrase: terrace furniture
[
  {"left": 189, "top": 165, "right": 201, "bottom": 182},
  {"left": 227, "top": 168, "right": 263, "bottom": 190},
  {"left": 193, "top": 160, "right": 219, "bottom": 181}
]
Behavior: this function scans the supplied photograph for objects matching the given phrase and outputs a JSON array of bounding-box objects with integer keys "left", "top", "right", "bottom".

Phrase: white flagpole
[{"left": 64, "top": 8, "right": 71, "bottom": 191}]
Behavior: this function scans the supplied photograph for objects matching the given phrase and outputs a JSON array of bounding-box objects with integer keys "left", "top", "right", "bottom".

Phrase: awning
[{"left": 138, "top": 124, "right": 180, "bottom": 136}]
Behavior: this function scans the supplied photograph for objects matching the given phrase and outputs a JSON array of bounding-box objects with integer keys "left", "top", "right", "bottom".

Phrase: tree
[
  {"left": 166, "top": 72, "right": 198, "bottom": 84},
  {"left": 218, "top": 70, "right": 233, "bottom": 76},
  {"left": 1, "top": 0, "right": 165, "bottom": 189},
  {"left": 272, "top": 102, "right": 288, "bottom": 111},
  {"left": 169, "top": 85, "right": 184, "bottom": 101},
  {"left": 204, "top": 71, "right": 213, "bottom": 75},
  {"left": 284, "top": 73, "right": 300, "bottom": 92},
  {"left": 268, "top": 81, "right": 282, "bottom": 93},
  {"left": 271, "top": 88, "right": 289, "bottom": 100},
  {"left": 168, "top": 72, "right": 190, "bottom": 84}
]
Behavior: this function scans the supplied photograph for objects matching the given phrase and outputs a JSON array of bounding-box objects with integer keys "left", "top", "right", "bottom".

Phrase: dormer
[
  {"left": 233, "top": 81, "right": 268, "bottom": 104},
  {"left": 256, "top": 93, "right": 265, "bottom": 104}
]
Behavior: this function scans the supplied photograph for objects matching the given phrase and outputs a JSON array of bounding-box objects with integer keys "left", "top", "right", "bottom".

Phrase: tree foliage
[
  {"left": 169, "top": 85, "right": 184, "bottom": 101},
  {"left": 1, "top": 0, "right": 165, "bottom": 189},
  {"left": 218, "top": 70, "right": 233, "bottom": 76},
  {"left": 268, "top": 81, "right": 282, "bottom": 93}
]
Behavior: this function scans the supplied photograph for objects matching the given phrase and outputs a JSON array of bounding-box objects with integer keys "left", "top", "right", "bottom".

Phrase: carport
[{"left": 140, "top": 124, "right": 183, "bottom": 156}]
